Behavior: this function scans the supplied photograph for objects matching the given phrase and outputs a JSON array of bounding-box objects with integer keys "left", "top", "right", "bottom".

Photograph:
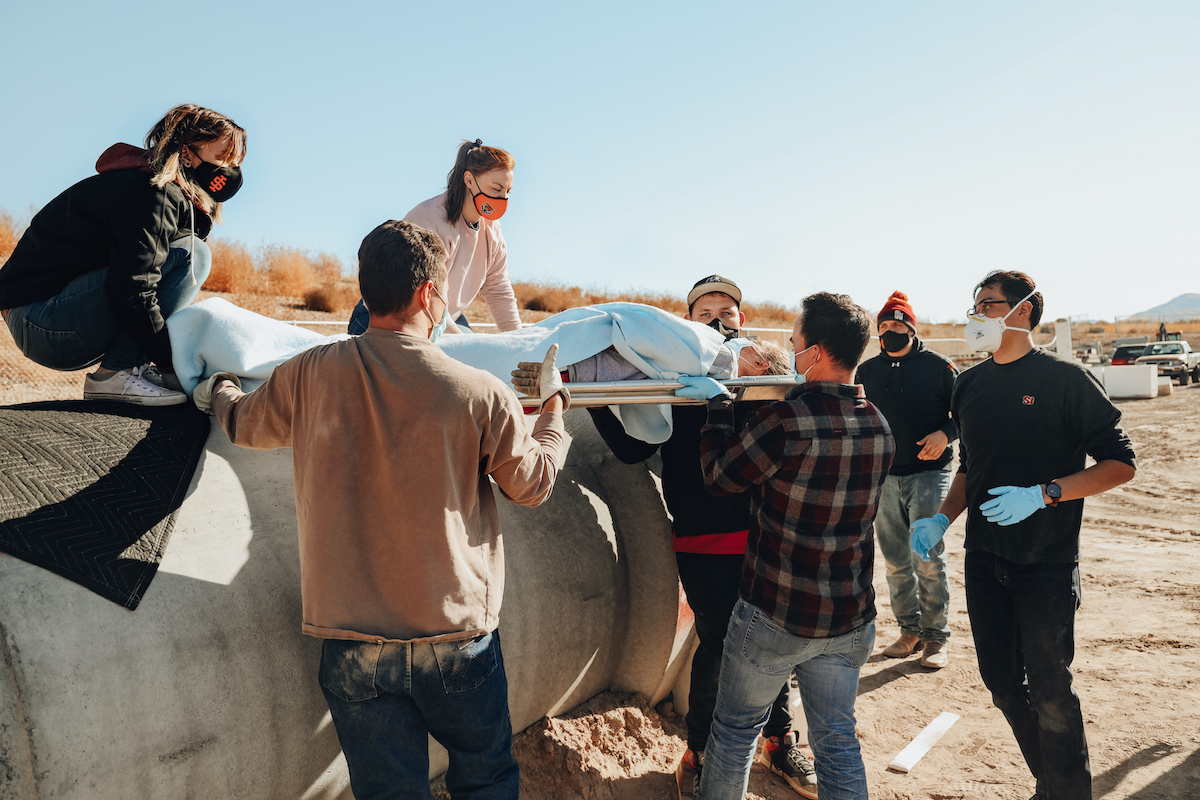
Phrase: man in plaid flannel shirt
[{"left": 682, "top": 292, "right": 894, "bottom": 800}]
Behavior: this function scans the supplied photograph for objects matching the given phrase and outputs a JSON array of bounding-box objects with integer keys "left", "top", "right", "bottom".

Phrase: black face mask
[
  {"left": 188, "top": 159, "right": 243, "bottom": 202},
  {"left": 881, "top": 330, "right": 912, "bottom": 354},
  {"left": 707, "top": 318, "right": 740, "bottom": 342}
]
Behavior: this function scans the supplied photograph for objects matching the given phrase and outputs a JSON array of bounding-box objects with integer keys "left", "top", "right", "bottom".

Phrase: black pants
[
  {"left": 965, "top": 550, "right": 1090, "bottom": 800},
  {"left": 676, "top": 552, "right": 791, "bottom": 752}
]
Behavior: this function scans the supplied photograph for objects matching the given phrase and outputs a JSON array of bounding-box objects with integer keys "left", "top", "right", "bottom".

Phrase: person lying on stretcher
[
  {"left": 510, "top": 338, "right": 793, "bottom": 402},
  {"left": 562, "top": 337, "right": 793, "bottom": 383}
]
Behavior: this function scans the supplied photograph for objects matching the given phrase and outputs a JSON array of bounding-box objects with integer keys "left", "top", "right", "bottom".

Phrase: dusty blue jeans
[
  {"left": 318, "top": 631, "right": 519, "bottom": 800},
  {"left": 3, "top": 238, "right": 210, "bottom": 371},
  {"left": 697, "top": 598, "right": 874, "bottom": 800},
  {"left": 874, "top": 467, "right": 953, "bottom": 644}
]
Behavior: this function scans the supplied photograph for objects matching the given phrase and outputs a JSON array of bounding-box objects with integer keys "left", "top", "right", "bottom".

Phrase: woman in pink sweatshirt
[{"left": 348, "top": 140, "right": 520, "bottom": 335}]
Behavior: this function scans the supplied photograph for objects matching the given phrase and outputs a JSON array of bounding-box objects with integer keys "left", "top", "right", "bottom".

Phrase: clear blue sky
[{"left": 2, "top": 1, "right": 1196, "bottom": 323}]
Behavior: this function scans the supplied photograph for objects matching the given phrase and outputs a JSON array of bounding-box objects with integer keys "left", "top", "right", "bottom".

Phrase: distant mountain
[{"left": 1128, "top": 294, "right": 1200, "bottom": 321}]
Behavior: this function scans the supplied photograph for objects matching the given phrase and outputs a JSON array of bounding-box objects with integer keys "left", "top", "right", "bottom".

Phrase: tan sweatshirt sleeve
[
  {"left": 483, "top": 391, "right": 566, "bottom": 507},
  {"left": 212, "top": 361, "right": 300, "bottom": 451}
]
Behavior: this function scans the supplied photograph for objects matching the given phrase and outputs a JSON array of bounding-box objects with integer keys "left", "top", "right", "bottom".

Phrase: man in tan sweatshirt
[{"left": 197, "top": 220, "right": 567, "bottom": 800}]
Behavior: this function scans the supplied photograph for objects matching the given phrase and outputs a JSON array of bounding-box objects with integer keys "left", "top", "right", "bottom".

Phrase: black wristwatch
[{"left": 1045, "top": 481, "right": 1062, "bottom": 507}]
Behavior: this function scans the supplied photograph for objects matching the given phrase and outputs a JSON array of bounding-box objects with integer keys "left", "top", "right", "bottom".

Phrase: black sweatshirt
[
  {"left": 953, "top": 348, "right": 1137, "bottom": 564},
  {"left": 588, "top": 402, "right": 766, "bottom": 543},
  {"left": 0, "top": 144, "right": 211, "bottom": 370},
  {"left": 857, "top": 337, "right": 958, "bottom": 476}
]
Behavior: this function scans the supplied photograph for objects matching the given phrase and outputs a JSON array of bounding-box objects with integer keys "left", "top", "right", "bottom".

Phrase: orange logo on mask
[{"left": 209, "top": 175, "right": 228, "bottom": 193}]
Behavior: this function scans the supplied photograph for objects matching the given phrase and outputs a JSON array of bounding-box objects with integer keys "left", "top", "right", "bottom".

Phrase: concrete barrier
[
  {"left": 1158, "top": 376, "right": 1174, "bottom": 397},
  {"left": 1101, "top": 364, "right": 1157, "bottom": 400},
  {"left": 0, "top": 412, "right": 689, "bottom": 800}
]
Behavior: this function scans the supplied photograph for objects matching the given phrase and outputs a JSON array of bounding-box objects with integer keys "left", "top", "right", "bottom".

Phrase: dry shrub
[
  {"left": 607, "top": 289, "right": 687, "bottom": 315},
  {"left": 513, "top": 282, "right": 585, "bottom": 313},
  {"left": 204, "top": 238, "right": 259, "bottom": 294},
  {"left": 511, "top": 280, "right": 797, "bottom": 326},
  {"left": 304, "top": 279, "right": 360, "bottom": 313},
  {"left": 259, "top": 244, "right": 320, "bottom": 298},
  {"left": 0, "top": 209, "right": 26, "bottom": 264},
  {"left": 741, "top": 300, "right": 797, "bottom": 328}
]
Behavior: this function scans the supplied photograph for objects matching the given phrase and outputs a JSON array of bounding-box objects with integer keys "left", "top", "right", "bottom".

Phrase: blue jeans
[
  {"left": 965, "top": 551, "right": 1089, "bottom": 800},
  {"left": 697, "top": 598, "right": 874, "bottom": 800},
  {"left": 875, "top": 467, "right": 953, "bottom": 644},
  {"left": 676, "top": 553, "right": 792, "bottom": 752},
  {"left": 318, "top": 631, "right": 519, "bottom": 800},
  {"left": 4, "top": 238, "right": 211, "bottom": 371}
]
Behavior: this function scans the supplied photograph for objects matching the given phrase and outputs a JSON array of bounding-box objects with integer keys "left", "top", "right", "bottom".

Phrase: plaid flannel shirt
[{"left": 699, "top": 381, "right": 894, "bottom": 639}]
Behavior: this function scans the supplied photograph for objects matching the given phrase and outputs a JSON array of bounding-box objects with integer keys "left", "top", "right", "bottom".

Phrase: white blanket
[{"left": 167, "top": 298, "right": 726, "bottom": 443}]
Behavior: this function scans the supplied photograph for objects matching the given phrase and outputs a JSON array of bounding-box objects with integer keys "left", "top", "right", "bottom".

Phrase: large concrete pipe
[{"left": 0, "top": 411, "right": 693, "bottom": 800}]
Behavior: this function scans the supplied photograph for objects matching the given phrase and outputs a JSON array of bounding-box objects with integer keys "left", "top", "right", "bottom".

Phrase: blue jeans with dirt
[
  {"left": 874, "top": 467, "right": 952, "bottom": 644},
  {"left": 965, "top": 550, "right": 1090, "bottom": 800},
  {"left": 318, "top": 631, "right": 519, "bottom": 800},
  {"left": 697, "top": 598, "right": 874, "bottom": 800},
  {"left": 3, "top": 238, "right": 210, "bottom": 372}
]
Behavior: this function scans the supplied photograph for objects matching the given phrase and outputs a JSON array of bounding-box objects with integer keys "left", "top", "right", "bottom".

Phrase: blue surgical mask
[
  {"left": 793, "top": 344, "right": 818, "bottom": 384},
  {"left": 424, "top": 286, "right": 451, "bottom": 344}
]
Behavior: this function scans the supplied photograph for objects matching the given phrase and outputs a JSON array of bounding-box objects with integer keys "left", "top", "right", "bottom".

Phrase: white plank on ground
[{"left": 887, "top": 711, "right": 961, "bottom": 773}]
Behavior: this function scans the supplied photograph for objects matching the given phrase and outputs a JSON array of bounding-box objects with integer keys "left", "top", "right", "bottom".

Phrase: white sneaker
[{"left": 84, "top": 365, "right": 187, "bottom": 406}]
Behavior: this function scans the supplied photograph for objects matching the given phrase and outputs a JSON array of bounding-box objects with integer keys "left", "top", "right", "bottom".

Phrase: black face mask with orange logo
[{"left": 188, "top": 160, "right": 243, "bottom": 202}]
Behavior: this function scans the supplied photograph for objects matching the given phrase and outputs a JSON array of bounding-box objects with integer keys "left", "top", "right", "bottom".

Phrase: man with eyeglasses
[
  {"left": 588, "top": 275, "right": 819, "bottom": 800},
  {"left": 910, "top": 271, "right": 1136, "bottom": 800}
]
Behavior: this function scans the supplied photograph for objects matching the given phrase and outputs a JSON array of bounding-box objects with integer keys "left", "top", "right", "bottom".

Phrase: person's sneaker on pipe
[
  {"left": 675, "top": 748, "right": 702, "bottom": 800},
  {"left": 83, "top": 365, "right": 187, "bottom": 406},
  {"left": 138, "top": 362, "right": 185, "bottom": 392},
  {"left": 761, "top": 732, "right": 818, "bottom": 798}
]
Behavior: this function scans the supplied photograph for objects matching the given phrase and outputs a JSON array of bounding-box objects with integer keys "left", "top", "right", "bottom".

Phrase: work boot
[
  {"left": 761, "top": 732, "right": 818, "bottom": 798},
  {"left": 882, "top": 633, "right": 920, "bottom": 658},
  {"left": 84, "top": 366, "right": 187, "bottom": 406},
  {"left": 920, "top": 641, "right": 949, "bottom": 670},
  {"left": 676, "top": 748, "right": 702, "bottom": 800}
]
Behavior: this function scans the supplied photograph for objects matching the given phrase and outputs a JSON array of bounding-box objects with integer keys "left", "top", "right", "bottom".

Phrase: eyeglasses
[{"left": 967, "top": 299, "right": 1011, "bottom": 316}]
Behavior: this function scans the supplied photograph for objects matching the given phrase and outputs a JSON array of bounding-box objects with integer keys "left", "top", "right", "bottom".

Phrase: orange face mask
[{"left": 470, "top": 178, "right": 508, "bottom": 220}]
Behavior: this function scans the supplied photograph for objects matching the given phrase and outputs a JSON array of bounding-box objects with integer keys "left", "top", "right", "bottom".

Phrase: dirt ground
[{"left": 456, "top": 384, "right": 1200, "bottom": 800}]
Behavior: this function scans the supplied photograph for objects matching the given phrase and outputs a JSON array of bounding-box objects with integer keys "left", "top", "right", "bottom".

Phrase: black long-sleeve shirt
[
  {"left": 0, "top": 145, "right": 209, "bottom": 369},
  {"left": 588, "top": 402, "right": 766, "bottom": 548},
  {"left": 857, "top": 337, "right": 958, "bottom": 476}
]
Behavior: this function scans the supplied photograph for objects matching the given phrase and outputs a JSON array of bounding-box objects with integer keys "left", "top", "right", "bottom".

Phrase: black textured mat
[{"left": 0, "top": 401, "right": 210, "bottom": 609}]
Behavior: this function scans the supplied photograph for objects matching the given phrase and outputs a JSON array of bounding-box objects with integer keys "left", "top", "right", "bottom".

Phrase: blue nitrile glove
[
  {"left": 675, "top": 376, "right": 734, "bottom": 401},
  {"left": 910, "top": 513, "right": 950, "bottom": 562},
  {"left": 980, "top": 485, "right": 1045, "bottom": 526}
]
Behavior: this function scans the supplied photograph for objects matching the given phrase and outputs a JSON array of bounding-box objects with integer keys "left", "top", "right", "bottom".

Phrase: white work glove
[
  {"left": 192, "top": 372, "right": 242, "bottom": 415},
  {"left": 510, "top": 344, "right": 570, "bottom": 410}
]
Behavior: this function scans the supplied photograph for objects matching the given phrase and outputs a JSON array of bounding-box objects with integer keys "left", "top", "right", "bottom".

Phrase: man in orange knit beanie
[{"left": 857, "top": 291, "right": 959, "bottom": 669}]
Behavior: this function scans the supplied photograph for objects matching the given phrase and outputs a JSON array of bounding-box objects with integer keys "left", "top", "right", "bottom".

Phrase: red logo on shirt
[{"left": 1022, "top": 396, "right": 1035, "bottom": 405}]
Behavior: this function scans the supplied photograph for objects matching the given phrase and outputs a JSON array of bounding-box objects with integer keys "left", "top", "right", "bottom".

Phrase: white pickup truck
[{"left": 1135, "top": 341, "right": 1200, "bottom": 385}]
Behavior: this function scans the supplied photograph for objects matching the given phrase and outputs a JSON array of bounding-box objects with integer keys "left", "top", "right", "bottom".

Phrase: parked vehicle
[
  {"left": 1135, "top": 341, "right": 1200, "bottom": 385},
  {"left": 1110, "top": 345, "right": 1147, "bottom": 366}
]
